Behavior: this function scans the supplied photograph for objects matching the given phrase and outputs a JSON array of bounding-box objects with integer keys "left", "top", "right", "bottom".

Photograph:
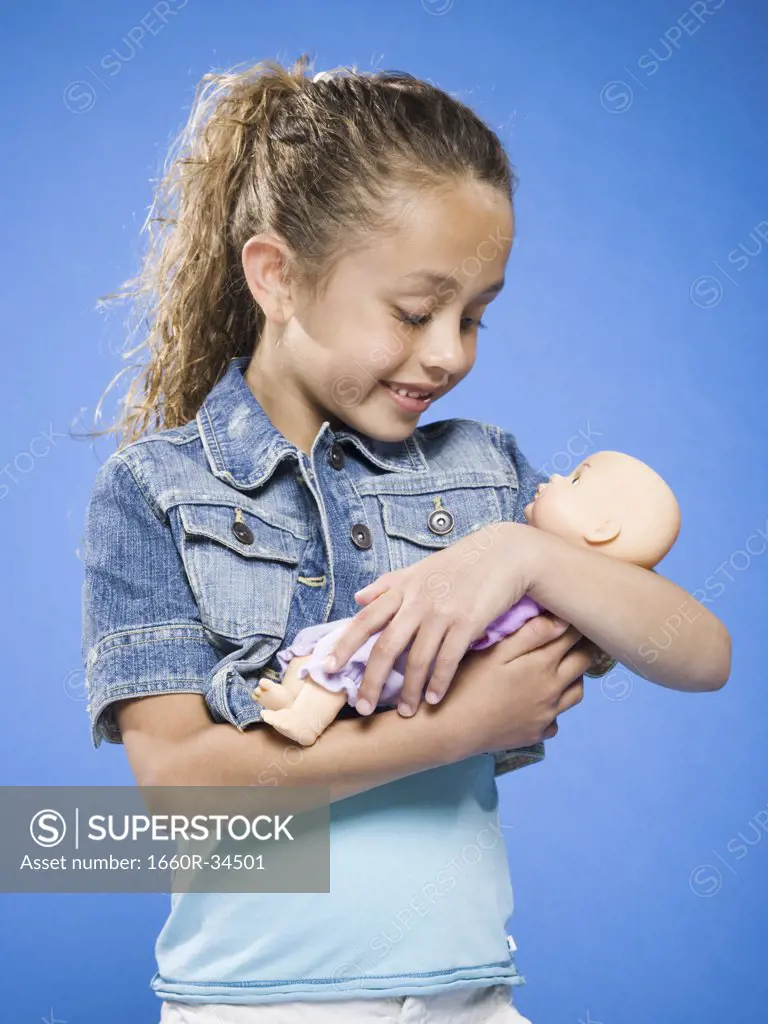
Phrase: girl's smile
[{"left": 379, "top": 381, "right": 435, "bottom": 413}]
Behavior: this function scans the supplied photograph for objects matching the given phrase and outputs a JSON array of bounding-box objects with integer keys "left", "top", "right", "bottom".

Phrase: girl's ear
[{"left": 584, "top": 519, "right": 621, "bottom": 545}]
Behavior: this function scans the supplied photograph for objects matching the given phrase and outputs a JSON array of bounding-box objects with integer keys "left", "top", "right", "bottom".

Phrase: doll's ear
[{"left": 584, "top": 519, "right": 621, "bottom": 545}]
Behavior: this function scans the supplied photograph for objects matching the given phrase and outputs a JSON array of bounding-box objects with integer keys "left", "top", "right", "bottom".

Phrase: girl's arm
[
  {"left": 117, "top": 614, "right": 589, "bottom": 802},
  {"left": 519, "top": 525, "right": 731, "bottom": 691},
  {"left": 117, "top": 692, "right": 451, "bottom": 802}
]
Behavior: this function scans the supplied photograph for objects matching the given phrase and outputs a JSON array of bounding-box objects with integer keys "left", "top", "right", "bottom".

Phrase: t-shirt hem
[{"left": 151, "top": 960, "right": 525, "bottom": 1004}]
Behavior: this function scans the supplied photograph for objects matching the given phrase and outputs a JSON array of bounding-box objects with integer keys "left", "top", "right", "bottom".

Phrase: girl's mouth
[{"left": 379, "top": 381, "right": 435, "bottom": 413}]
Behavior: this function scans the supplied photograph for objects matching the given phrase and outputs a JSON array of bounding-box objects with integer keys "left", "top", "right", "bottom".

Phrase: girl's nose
[{"left": 420, "top": 328, "right": 468, "bottom": 376}]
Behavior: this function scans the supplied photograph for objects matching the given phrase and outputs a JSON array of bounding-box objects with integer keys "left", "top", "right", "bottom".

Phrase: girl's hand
[
  {"left": 441, "top": 616, "right": 590, "bottom": 756},
  {"left": 322, "top": 522, "right": 546, "bottom": 717}
]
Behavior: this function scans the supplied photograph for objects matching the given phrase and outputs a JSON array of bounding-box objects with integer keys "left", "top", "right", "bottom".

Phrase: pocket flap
[
  {"left": 377, "top": 488, "right": 501, "bottom": 548},
  {"left": 178, "top": 502, "right": 300, "bottom": 565}
]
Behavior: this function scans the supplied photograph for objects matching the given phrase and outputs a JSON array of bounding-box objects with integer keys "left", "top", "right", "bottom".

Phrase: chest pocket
[
  {"left": 176, "top": 502, "right": 303, "bottom": 643},
  {"left": 377, "top": 485, "right": 504, "bottom": 572}
]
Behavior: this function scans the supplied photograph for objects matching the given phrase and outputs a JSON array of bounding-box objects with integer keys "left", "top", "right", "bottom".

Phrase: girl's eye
[
  {"left": 396, "top": 310, "right": 433, "bottom": 327},
  {"left": 461, "top": 316, "right": 487, "bottom": 331},
  {"left": 394, "top": 309, "right": 487, "bottom": 331},
  {"left": 571, "top": 473, "right": 581, "bottom": 485}
]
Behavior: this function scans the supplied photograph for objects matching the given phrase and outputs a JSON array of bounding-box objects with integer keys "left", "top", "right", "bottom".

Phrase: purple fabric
[
  {"left": 467, "top": 594, "right": 542, "bottom": 649},
  {"left": 275, "top": 594, "right": 544, "bottom": 708}
]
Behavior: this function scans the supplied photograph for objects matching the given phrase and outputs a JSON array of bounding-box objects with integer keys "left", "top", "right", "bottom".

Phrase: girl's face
[{"left": 245, "top": 178, "right": 514, "bottom": 452}]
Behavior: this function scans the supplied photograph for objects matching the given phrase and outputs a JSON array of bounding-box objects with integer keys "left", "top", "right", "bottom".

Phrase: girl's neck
[{"left": 244, "top": 349, "right": 343, "bottom": 455}]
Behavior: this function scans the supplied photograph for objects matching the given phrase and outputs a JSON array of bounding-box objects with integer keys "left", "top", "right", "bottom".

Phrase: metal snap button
[
  {"left": 350, "top": 523, "right": 372, "bottom": 549},
  {"left": 328, "top": 442, "right": 345, "bottom": 470},
  {"left": 232, "top": 509, "right": 254, "bottom": 545},
  {"left": 427, "top": 507, "right": 454, "bottom": 535}
]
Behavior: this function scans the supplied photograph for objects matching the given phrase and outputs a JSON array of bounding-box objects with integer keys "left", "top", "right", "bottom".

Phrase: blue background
[{"left": 1, "top": 0, "right": 765, "bottom": 1020}]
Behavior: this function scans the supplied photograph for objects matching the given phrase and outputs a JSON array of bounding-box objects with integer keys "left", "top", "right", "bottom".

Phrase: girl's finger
[
  {"left": 322, "top": 589, "right": 402, "bottom": 673},
  {"left": 494, "top": 616, "right": 578, "bottom": 664},
  {"left": 354, "top": 575, "right": 392, "bottom": 604},
  {"left": 397, "top": 618, "right": 452, "bottom": 715},
  {"left": 355, "top": 611, "right": 419, "bottom": 715},
  {"left": 422, "top": 623, "right": 474, "bottom": 706},
  {"left": 556, "top": 643, "right": 596, "bottom": 687},
  {"left": 555, "top": 676, "right": 585, "bottom": 716}
]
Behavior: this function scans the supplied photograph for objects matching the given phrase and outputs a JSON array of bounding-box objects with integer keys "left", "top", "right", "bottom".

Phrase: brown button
[
  {"left": 232, "top": 520, "right": 254, "bottom": 544},
  {"left": 350, "top": 523, "right": 372, "bottom": 549},
  {"left": 329, "top": 442, "right": 345, "bottom": 470},
  {"left": 427, "top": 508, "right": 454, "bottom": 535}
]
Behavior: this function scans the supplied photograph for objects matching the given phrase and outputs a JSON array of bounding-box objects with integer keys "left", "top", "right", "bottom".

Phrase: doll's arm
[{"left": 517, "top": 526, "right": 730, "bottom": 691}]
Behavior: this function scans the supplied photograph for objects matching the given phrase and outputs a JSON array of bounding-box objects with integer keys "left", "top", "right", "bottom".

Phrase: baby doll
[{"left": 252, "top": 450, "right": 681, "bottom": 746}]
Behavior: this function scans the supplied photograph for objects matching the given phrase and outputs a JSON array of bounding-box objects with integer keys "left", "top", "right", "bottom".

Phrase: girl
[{"left": 82, "top": 55, "right": 731, "bottom": 1023}]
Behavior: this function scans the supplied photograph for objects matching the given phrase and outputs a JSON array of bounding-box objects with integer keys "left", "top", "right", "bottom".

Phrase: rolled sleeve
[
  {"left": 489, "top": 426, "right": 551, "bottom": 777},
  {"left": 81, "top": 453, "right": 220, "bottom": 748}
]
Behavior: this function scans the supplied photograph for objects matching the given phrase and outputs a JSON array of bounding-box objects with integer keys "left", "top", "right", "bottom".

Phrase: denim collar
[{"left": 197, "top": 356, "right": 427, "bottom": 489}]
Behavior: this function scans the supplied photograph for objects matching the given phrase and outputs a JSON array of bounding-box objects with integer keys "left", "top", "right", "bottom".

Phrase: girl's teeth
[{"left": 387, "top": 384, "right": 430, "bottom": 399}]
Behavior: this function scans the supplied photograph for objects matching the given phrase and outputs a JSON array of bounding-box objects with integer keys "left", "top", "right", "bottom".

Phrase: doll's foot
[
  {"left": 260, "top": 708, "right": 320, "bottom": 747},
  {"left": 251, "top": 678, "right": 294, "bottom": 711}
]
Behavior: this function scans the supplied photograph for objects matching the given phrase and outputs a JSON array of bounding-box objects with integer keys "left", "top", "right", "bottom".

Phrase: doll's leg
[
  {"left": 252, "top": 654, "right": 314, "bottom": 710},
  {"left": 261, "top": 678, "right": 347, "bottom": 746},
  {"left": 252, "top": 678, "right": 295, "bottom": 711}
]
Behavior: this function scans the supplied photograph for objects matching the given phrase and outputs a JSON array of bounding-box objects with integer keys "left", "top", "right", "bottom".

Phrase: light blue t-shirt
[{"left": 151, "top": 756, "right": 522, "bottom": 1003}]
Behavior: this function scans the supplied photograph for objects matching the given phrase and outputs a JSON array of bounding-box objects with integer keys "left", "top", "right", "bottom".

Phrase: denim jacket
[
  {"left": 80, "top": 355, "right": 549, "bottom": 1002},
  {"left": 82, "top": 355, "right": 546, "bottom": 772}
]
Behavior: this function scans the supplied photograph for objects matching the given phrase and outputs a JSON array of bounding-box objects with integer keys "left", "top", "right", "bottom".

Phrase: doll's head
[
  {"left": 99, "top": 54, "right": 517, "bottom": 453},
  {"left": 523, "top": 450, "right": 681, "bottom": 569}
]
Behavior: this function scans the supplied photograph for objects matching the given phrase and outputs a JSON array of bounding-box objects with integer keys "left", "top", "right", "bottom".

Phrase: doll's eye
[{"left": 571, "top": 473, "right": 581, "bottom": 485}]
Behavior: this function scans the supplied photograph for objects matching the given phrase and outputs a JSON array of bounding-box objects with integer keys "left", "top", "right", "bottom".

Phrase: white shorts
[{"left": 160, "top": 983, "right": 532, "bottom": 1023}]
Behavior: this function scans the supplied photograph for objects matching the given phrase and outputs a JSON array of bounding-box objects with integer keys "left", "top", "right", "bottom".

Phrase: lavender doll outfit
[{"left": 276, "top": 596, "right": 543, "bottom": 707}]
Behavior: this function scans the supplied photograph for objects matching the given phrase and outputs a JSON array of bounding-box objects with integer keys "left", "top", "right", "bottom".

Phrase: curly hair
[{"left": 90, "top": 52, "right": 516, "bottom": 450}]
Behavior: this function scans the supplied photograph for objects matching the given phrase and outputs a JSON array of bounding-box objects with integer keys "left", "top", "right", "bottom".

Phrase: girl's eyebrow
[{"left": 394, "top": 270, "right": 505, "bottom": 299}]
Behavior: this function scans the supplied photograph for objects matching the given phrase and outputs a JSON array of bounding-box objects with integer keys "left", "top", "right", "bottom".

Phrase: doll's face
[
  {"left": 523, "top": 450, "right": 681, "bottom": 566},
  {"left": 523, "top": 457, "right": 612, "bottom": 543}
]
